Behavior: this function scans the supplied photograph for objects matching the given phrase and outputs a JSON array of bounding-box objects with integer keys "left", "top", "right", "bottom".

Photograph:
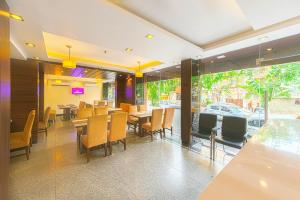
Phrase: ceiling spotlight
[
  {"left": 125, "top": 48, "right": 133, "bottom": 52},
  {"left": 267, "top": 48, "right": 273, "bottom": 51},
  {"left": 9, "top": 13, "right": 24, "bottom": 21},
  {"left": 33, "top": 56, "right": 40, "bottom": 60},
  {"left": 258, "top": 36, "right": 269, "bottom": 42},
  {"left": 217, "top": 55, "right": 226, "bottom": 59},
  {"left": 25, "top": 42, "right": 36, "bottom": 48},
  {"left": 145, "top": 34, "right": 154, "bottom": 39}
]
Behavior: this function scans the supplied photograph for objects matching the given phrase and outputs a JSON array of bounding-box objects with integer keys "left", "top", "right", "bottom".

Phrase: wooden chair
[
  {"left": 98, "top": 101, "right": 106, "bottom": 106},
  {"left": 120, "top": 103, "right": 131, "bottom": 112},
  {"left": 38, "top": 107, "right": 51, "bottom": 137},
  {"left": 128, "top": 105, "right": 138, "bottom": 134},
  {"left": 10, "top": 110, "right": 36, "bottom": 160},
  {"left": 79, "top": 101, "right": 86, "bottom": 109},
  {"left": 108, "top": 112, "right": 127, "bottom": 155},
  {"left": 107, "top": 101, "right": 114, "bottom": 108},
  {"left": 162, "top": 108, "right": 175, "bottom": 136},
  {"left": 49, "top": 109, "right": 56, "bottom": 124},
  {"left": 94, "top": 106, "right": 108, "bottom": 115},
  {"left": 81, "top": 115, "right": 108, "bottom": 162},
  {"left": 139, "top": 104, "right": 148, "bottom": 112},
  {"left": 142, "top": 109, "right": 164, "bottom": 141}
]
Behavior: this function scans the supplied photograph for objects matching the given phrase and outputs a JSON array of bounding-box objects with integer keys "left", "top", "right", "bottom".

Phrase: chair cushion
[
  {"left": 214, "top": 135, "right": 245, "bottom": 149},
  {"left": 128, "top": 116, "right": 138, "bottom": 124},
  {"left": 10, "top": 132, "right": 27, "bottom": 150},
  {"left": 142, "top": 122, "right": 151, "bottom": 131},
  {"left": 191, "top": 131, "right": 210, "bottom": 140}
]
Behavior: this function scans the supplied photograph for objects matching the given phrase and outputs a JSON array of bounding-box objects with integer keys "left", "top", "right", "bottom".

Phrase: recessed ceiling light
[
  {"left": 33, "top": 56, "right": 40, "bottom": 60},
  {"left": 217, "top": 55, "right": 226, "bottom": 59},
  {"left": 25, "top": 42, "right": 36, "bottom": 48},
  {"left": 9, "top": 13, "right": 24, "bottom": 21},
  {"left": 267, "top": 48, "right": 273, "bottom": 51},
  {"left": 125, "top": 48, "right": 133, "bottom": 52},
  {"left": 175, "top": 66, "right": 180, "bottom": 69},
  {"left": 145, "top": 34, "right": 154, "bottom": 39}
]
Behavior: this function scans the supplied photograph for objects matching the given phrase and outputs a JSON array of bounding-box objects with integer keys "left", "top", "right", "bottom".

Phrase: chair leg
[
  {"left": 124, "top": 138, "right": 126, "bottom": 150},
  {"left": 163, "top": 128, "right": 166, "bottom": 137},
  {"left": 45, "top": 128, "right": 48, "bottom": 137},
  {"left": 159, "top": 130, "right": 162, "bottom": 139},
  {"left": 104, "top": 143, "right": 107, "bottom": 157},
  {"left": 86, "top": 148, "right": 90, "bottom": 163},
  {"left": 110, "top": 142, "right": 112, "bottom": 155},
  {"left": 150, "top": 131, "right": 153, "bottom": 141},
  {"left": 25, "top": 147, "right": 29, "bottom": 160},
  {"left": 171, "top": 126, "right": 173, "bottom": 135}
]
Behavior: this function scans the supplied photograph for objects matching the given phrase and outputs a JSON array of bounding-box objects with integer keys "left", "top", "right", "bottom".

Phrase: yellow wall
[{"left": 44, "top": 79, "right": 103, "bottom": 114}]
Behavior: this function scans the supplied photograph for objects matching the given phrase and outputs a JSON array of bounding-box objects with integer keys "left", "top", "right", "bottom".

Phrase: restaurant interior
[{"left": 1, "top": 0, "right": 300, "bottom": 200}]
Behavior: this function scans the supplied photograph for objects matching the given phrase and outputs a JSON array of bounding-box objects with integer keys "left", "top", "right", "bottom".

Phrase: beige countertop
[{"left": 198, "top": 119, "right": 300, "bottom": 200}]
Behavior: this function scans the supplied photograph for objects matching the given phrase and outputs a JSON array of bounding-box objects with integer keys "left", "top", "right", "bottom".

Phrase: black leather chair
[
  {"left": 211, "top": 116, "right": 247, "bottom": 160},
  {"left": 192, "top": 113, "right": 217, "bottom": 140}
]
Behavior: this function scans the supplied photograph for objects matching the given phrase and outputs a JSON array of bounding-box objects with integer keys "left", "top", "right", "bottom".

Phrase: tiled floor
[{"left": 9, "top": 119, "right": 232, "bottom": 200}]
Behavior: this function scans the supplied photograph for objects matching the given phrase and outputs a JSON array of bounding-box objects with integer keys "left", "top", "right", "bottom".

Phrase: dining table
[{"left": 129, "top": 111, "right": 152, "bottom": 136}]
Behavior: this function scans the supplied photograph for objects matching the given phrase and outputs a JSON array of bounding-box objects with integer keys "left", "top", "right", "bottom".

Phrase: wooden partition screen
[
  {"left": 0, "top": 0, "right": 10, "bottom": 198},
  {"left": 11, "top": 59, "right": 40, "bottom": 143},
  {"left": 115, "top": 74, "right": 136, "bottom": 107}
]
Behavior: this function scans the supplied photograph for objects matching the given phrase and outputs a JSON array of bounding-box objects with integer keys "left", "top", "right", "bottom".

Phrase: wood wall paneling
[
  {"left": 181, "top": 59, "right": 193, "bottom": 146},
  {"left": 0, "top": 0, "right": 10, "bottom": 199},
  {"left": 11, "top": 59, "right": 39, "bottom": 144},
  {"left": 39, "top": 63, "right": 45, "bottom": 121}
]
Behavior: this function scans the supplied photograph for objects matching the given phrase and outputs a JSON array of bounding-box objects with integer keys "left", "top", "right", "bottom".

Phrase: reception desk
[{"left": 198, "top": 119, "right": 300, "bottom": 200}]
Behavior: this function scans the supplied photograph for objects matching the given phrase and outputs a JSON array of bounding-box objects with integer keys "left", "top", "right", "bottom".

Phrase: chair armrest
[{"left": 211, "top": 127, "right": 220, "bottom": 135}]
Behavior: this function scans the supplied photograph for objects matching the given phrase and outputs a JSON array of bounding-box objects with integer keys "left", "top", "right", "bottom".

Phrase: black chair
[{"left": 211, "top": 116, "right": 248, "bottom": 160}]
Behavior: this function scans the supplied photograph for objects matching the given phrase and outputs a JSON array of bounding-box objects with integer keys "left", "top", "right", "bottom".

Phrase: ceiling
[{"left": 8, "top": 0, "right": 300, "bottom": 73}]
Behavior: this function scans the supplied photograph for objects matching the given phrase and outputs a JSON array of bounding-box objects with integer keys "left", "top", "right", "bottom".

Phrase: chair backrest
[
  {"left": 222, "top": 116, "right": 247, "bottom": 141},
  {"left": 23, "top": 110, "right": 36, "bottom": 145},
  {"left": 151, "top": 109, "right": 164, "bottom": 131},
  {"left": 107, "top": 101, "right": 114, "bottom": 108},
  {"left": 87, "top": 115, "right": 108, "bottom": 148},
  {"left": 120, "top": 103, "right": 131, "bottom": 112},
  {"left": 85, "top": 104, "right": 93, "bottom": 108},
  {"left": 198, "top": 113, "right": 217, "bottom": 135},
  {"left": 128, "top": 105, "right": 138, "bottom": 114},
  {"left": 77, "top": 108, "right": 93, "bottom": 119},
  {"left": 79, "top": 101, "right": 86, "bottom": 109},
  {"left": 97, "top": 101, "right": 106, "bottom": 106},
  {"left": 94, "top": 106, "right": 108, "bottom": 115},
  {"left": 109, "top": 112, "right": 127, "bottom": 141},
  {"left": 162, "top": 108, "right": 175, "bottom": 129},
  {"left": 44, "top": 107, "right": 51, "bottom": 126},
  {"left": 139, "top": 104, "right": 147, "bottom": 112}
]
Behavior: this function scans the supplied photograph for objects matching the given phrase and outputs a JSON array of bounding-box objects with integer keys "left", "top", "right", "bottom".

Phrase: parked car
[
  {"left": 204, "top": 103, "right": 251, "bottom": 120},
  {"left": 248, "top": 108, "right": 265, "bottom": 127}
]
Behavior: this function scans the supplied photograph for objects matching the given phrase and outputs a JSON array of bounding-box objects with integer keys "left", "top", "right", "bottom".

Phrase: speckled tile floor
[{"left": 9, "top": 119, "right": 232, "bottom": 200}]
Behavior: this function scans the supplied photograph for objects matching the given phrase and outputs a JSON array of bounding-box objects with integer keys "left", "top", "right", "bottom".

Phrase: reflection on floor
[{"left": 9, "top": 118, "right": 233, "bottom": 200}]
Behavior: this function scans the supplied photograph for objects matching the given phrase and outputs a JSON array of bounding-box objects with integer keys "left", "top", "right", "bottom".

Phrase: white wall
[{"left": 44, "top": 78, "right": 103, "bottom": 114}]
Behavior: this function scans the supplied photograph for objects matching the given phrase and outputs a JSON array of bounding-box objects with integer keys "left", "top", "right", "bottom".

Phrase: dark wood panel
[
  {"left": 39, "top": 63, "right": 44, "bottom": 121},
  {"left": 115, "top": 74, "right": 136, "bottom": 107},
  {"left": 0, "top": 0, "right": 10, "bottom": 199},
  {"left": 181, "top": 59, "right": 193, "bottom": 146},
  {"left": 11, "top": 59, "right": 39, "bottom": 143}
]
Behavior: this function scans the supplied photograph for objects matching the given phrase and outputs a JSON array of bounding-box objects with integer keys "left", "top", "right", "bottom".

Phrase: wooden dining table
[{"left": 129, "top": 111, "right": 152, "bottom": 136}]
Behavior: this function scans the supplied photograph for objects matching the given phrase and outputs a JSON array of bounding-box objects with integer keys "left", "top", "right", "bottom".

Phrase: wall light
[{"left": 267, "top": 48, "right": 273, "bottom": 51}]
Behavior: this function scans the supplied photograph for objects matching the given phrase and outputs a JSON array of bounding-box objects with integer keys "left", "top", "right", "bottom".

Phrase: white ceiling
[{"left": 8, "top": 0, "right": 300, "bottom": 72}]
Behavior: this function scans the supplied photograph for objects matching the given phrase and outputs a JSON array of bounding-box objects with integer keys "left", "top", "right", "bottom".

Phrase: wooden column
[
  {"left": 181, "top": 59, "right": 193, "bottom": 146},
  {"left": 115, "top": 74, "right": 136, "bottom": 107},
  {"left": 0, "top": 0, "right": 10, "bottom": 198},
  {"left": 11, "top": 59, "right": 40, "bottom": 144},
  {"left": 38, "top": 62, "right": 45, "bottom": 121}
]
